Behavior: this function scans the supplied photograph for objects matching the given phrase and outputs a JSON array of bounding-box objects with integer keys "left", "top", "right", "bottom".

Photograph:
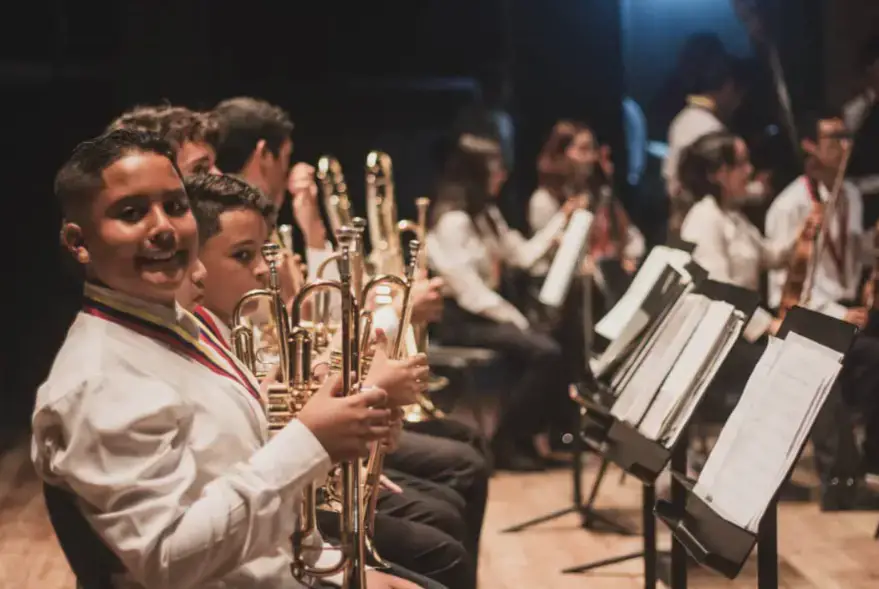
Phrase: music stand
[
  {"left": 561, "top": 279, "right": 758, "bottom": 587},
  {"left": 502, "top": 259, "right": 695, "bottom": 537},
  {"left": 655, "top": 306, "right": 857, "bottom": 587}
]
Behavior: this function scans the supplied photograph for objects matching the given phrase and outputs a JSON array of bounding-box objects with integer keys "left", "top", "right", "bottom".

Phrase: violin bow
[{"left": 732, "top": 0, "right": 801, "bottom": 160}]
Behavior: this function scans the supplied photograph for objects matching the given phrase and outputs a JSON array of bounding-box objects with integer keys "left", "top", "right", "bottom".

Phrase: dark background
[{"left": 2, "top": 0, "right": 831, "bottom": 446}]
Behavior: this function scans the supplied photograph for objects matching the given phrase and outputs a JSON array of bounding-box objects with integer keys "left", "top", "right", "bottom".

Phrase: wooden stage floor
[{"left": 2, "top": 439, "right": 879, "bottom": 588}]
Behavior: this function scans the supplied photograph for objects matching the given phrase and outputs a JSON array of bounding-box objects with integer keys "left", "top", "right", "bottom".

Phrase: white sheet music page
[
  {"left": 611, "top": 294, "right": 709, "bottom": 425},
  {"left": 589, "top": 308, "right": 650, "bottom": 378},
  {"left": 694, "top": 333, "right": 843, "bottom": 532},
  {"left": 660, "top": 315, "right": 742, "bottom": 449},
  {"left": 638, "top": 301, "right": 738, "bottom": 442},
  {"left": 539, "top": 210, "right": 594, "bottom": 308},
  {"left": 595, "top": 245, "right": 692, "bottom": 341}
]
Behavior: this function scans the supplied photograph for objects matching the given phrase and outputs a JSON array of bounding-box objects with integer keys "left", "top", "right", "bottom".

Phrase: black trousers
[
  {"left": 316, "top": 479, "right": 474, "bottom": 589},
  {"left": 437, "top": 300, "right": 568, "bottom": 444},
  {"left": 835, "top": 331, "right": 879, "bottom": 471},
  {"left": 386, "top": 423, "right": 489, "bottom": 562}
]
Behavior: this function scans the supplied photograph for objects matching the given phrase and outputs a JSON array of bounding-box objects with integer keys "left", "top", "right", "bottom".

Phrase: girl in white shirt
[
  {"left": 426, "top": 132, "right": 570, "bottom": 472},
  {"left": 530, "top": 121, "right": 644, "bottom": 270},
  {"left": 679, "top": 130, "right": 792, "bottom": 293}
]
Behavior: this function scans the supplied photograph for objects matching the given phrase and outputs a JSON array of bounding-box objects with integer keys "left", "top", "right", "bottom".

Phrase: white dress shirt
[
  {"left": 766, "top": 176, "right": 865, "bottom": 319},
  {"left": 32, "top": 283, "right": 337, "bottom": 589},
  {"left": 681, "top": 195, "right": 790, "bottom": 291},
  {"left": 528, "top": 187, "right": 645, "bottom": 261},
  {"left": 427, "top": 204, "right": 565, "bottom": 328},
  {"left": 663, "top": 104, "right": 725, "bottom": 199}
]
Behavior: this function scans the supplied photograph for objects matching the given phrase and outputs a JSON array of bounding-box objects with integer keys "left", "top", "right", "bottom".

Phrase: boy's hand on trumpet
[
  {"left": 363, "top": 329, "right": 430, "bottom": 407},
  {"left": 298, "top": 372, "right": 390, "bottom": 462}
]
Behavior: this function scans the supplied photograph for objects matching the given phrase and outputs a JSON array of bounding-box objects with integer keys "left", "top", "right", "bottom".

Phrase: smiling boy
[{"left": 31, "top": 128, "right": 419, "bottom": 589}]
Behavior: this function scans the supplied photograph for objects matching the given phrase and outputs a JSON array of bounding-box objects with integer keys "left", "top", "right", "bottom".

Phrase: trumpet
[
  {"left": 318, "top": 155, "right": 354, "bottom": 234},
  {"left": 230, "top": 241, "right": 368, "bottom": 588},
  {"left": 366, "top": 152, "right": 445, "bottom": 421},
  {"left": 359, "top": 240, "right": 420, "bottom": 554},
  {"left": 288, "top": 238, "right": 369, "bottom": 588},
  {"left": 230, "top": 243, "right": 293, "bottom": 419}
]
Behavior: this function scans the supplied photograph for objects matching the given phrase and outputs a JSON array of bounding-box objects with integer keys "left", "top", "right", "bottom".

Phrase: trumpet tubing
[
  {"left": 317, "top": 155, "right": 353, "bottom": 234},
  {"left": 288, "top": 240, "right": 368, "bottom": 588}
]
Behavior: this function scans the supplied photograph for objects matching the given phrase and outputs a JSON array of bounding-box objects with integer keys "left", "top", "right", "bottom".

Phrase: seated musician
[
  {"left": 184, "top": 172, "right": 473, "bottom": 589},
  {"left": 426, "top": 131, "right": 574, "bottom": 471},
  {"left": 106, "top": 103, "right": 221, "bottom": 176},
  {"left": 32, "top": 128, "right": 421, "bottom": 589},
  {"left": 530, "top": 120, "right": 645, "bottom": 273},
  {"left": 210, "top": 95, "right": 489, "bottom": 565},
  {"left": 678, "top": 131, "right": 802, "bottom": 338},
  {"left": 766, "top": 108, "right": 869, "bottom": 328}
]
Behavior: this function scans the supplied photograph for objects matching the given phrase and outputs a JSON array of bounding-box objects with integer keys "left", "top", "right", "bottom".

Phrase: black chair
[{"left": 43, "top": 484, "right": 121, "bottom": 589}]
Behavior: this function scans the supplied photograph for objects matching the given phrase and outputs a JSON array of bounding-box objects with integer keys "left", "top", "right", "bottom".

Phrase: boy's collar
[
  {"left": 686, "top": 95, "right": 717, "bottom": 112},
  {"left": 83, "top": 282, "right": 200, "bottom": 338},
  {"left": 192, "top": 305, "right": 232, "bottom": 346}
]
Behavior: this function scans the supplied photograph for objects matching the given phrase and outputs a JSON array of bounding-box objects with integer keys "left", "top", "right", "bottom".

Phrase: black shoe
[
  {"left": 494, "top": 451, "right": 547, "bottom": 472},
  {"left": 491, "top": 435, "right": 547, "bottom": 473},
  {"left": 821, "top": 478, "right": 879, "bottom": 511}
]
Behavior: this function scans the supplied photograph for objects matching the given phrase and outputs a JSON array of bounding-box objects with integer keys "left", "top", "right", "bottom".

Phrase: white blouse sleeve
[
  {"left": 490, "top": 206, "right": 566, "bottom": 271},
  {"left": 32, "top": 373, "right": 331, "bottom": 589},
  {"left": 680, "top": 204, "right": 732, "bottom": 283},
  {"left": 623, "top": 223, "right": 646, "bottom": 261},
  {"left": 427, "top": 211, "right": 529, "bottom": 329},
  {"left": 528, "top": 188, "right": 561, "bottom": 233},
  {"left": 306, "top": 241, "right": 339, "bottom": 281}
]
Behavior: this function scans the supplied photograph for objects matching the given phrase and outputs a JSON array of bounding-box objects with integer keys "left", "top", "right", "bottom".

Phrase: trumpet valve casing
[{"left": 265, "top": 383, "right": 294, "bottom": 433}]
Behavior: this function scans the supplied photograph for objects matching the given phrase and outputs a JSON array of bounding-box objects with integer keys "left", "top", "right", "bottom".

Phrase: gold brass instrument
[
  {"left": 287, "top": 238, "right": 369, "bottom": 589},
  {"left": 365, "top": 151, "right": 404, "bottom": 277},
  {"left": 360, "top": 240, "right": 420, "bottom": 551},
  {"left": 230, "top": 242, "right": 292, "bottom": 411},
  {"left": 318, "top": 155, "right": 354, "bottom": 234},
  {"left": 230, "top": 240, "right": 368, "bottom": 588},
  {"left": 366, "top": 152, "right": 445, "bottom": 421}
]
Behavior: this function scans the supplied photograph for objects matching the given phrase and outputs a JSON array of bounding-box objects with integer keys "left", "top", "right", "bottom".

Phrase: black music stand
[
  {"left": 655, "top": 306, "right": 857, "bottom": 587},
  {"left": 561, "top": 279, "right": 759, "bottom": 587},
  {"left": 502, "top": 263, "right": 689, "bottom": 537},
  {"left": 502, "top": 244, "right": 701, "bottom": 540}
]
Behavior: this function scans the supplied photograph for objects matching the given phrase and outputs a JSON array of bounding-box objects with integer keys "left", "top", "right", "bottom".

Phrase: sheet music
[
  {"left": 596, "top": 266, "right": 693, "bottom": 392},
  {"left": 595, "top": 245, "right": 692, "bottom": 341},
  {"left": 611, "top": 294, "right": 709, "bottom": 424},
  {"left": 589, "top": 308, "right": 649, "bottom": 377},
  {"left": 638, "top": 302, "right": 740, "bottom": 443},
  {"left": 539, "top": 210, "right": 594, "bottom": 308},
  {"left": 660, "top": 316, "right": 742, "bottom": 450},
  {"left": 609, "top": 281, "right": 691, "bottom": 395},
  {"left": 694, "top": 333, "right": 843, "bottom": 532}
]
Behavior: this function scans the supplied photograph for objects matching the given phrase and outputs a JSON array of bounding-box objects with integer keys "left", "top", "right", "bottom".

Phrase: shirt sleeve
[
  {"left": 492, "top": 207, "right": 566, "bottom": 271},
  {"left": 680, "top": 205, "right": 732, "bottom": 283},
  {"left": 427, "top": 212, "right": 529, "bottom": 328},
  {"left": 528, "top": 189, "right": 560, "bottom": 233},
  {"left": 306, "top": 241, "right": 339, "bottom": 282},
  {"left": 623, "top": 224, "right": 646, "bottom": 261},
  {"left": 32, "top": 373, "right": 332, "bottom": 589},
  {"left": 765, "top": 192, "right": 809, "bottom": 309}
]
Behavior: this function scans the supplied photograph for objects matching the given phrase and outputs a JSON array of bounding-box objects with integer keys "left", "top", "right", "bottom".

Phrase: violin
[
  {"left": 586, "top": 146, "right": 634, "bottom": 266},
  {"left": 776, "top": 146, "right": 852, "bottom": 320}
]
